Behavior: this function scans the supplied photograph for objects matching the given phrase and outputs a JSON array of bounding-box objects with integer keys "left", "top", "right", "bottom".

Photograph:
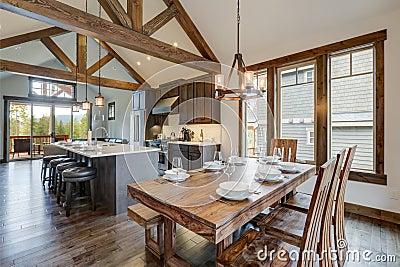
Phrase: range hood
[{"left": 152, "top": 96, "right": 179, "bottom": 114}]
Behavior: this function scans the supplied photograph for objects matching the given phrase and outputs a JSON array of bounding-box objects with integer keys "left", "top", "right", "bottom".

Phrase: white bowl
[
  {"left": 264, "top": 168, "right": 282, "bottom": 180},
  {"left": 219, "top": 182, "right": 249, "bottom": 198}
]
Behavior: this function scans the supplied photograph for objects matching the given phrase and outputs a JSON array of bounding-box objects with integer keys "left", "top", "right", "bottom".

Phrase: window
[
  {"left": 72, "top": 109, "right": 88, "bottom": 139},
  {"left": 278, "top": 63, "right": 315, "bottom": 162},
  {"left": 246, "top": 72, "right": 268, "bottom": 157},
  {"left": 330, "top": 46, "right": 374, "bottom": 171},
  {"left": 306, "top": 128, "right": 314, "bottom": 145},
  {"left": 108, "top": 102, "right": 115, "bottom": 120},
  {"left": 29, "top": 78, "right": 76, "bottom": 100}
]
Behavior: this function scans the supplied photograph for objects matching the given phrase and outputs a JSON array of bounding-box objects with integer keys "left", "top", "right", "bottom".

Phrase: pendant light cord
[
  {"left": 85, "top": 0, "right": 88, "bottom": 100},
  {"left": 237, "top": 0, "right": 240, "bottom": 55},
  {"left": 98, "top": 2, "right": 101, "bottom": 95}
]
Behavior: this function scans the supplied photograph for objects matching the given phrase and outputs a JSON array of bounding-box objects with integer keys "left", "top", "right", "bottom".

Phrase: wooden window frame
[
  {"left": 249, "top": 30, "right": 387, "bottom": 185},
  {"left": 108, "top": 102, "right": 116, "bottom": 120}
]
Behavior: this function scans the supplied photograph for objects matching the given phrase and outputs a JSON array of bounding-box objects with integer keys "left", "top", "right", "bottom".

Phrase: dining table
[{"left": 127, "top": 158, "right": 316, "bottom": 266}]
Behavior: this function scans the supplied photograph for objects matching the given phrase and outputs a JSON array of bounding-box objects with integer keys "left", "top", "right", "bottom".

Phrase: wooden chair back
[
  {"left": 298, "top": 151, "right": 344, "bottom": 267},
  {"left": 319, "top": 149, "right": 346, "bottom": 267},
  {"left": 334, "top": 146, "right": 357, "bottom": 265},
  {"left": 270, "top": 138, "right": 297, "bottom": 162}
]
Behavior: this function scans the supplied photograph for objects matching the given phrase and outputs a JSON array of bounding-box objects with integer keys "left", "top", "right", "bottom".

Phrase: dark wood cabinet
[{"left": 179, "top": 83, "right": 194, "bottom": 124}]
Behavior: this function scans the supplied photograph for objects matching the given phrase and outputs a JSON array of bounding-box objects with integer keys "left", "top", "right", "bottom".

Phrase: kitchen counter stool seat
[
  {"left": 127, "top": 204, "right": 164, "bottom": 259},
  {"left": 48, "top": 158, "right": 76, "bottom": 190},
  {"left": 41, "top": 155, "right": 68, "bottom": 186},
  {"left": 62, "top": 167, "right": 97, "bottom": 217},
  {"left": 56, "top": 161, "right": 87, "bottom": 204}
]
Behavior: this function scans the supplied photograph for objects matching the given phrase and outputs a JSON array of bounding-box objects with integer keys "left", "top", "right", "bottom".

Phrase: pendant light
[
  {"left": 82, "top": 0, "right": 91, "bottom": 110},
  {"left": 95, "top": 2, "right": 105, "bottom": 107},
  {"left": 72, "top": 64, "right": 81, "bottom": 112},
  {"left": 215, "top": 0, "right": 264, "bottom": 101}
]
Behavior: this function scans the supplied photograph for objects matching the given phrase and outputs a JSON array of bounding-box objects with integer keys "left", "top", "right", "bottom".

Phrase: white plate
[
  {"left": 165, "top": 169, "right": 187, "bottom": 175},
  {"left": 163, "top": 173, "right": 190, "bottom": 182},
  {"left": 278, "top": 165, "right": 300, "bottom": 173},
  {"left": 81, "top": 147, "right": 96, "bottom": 151},
  {"left": 254, "top": 173, "right": 284, "bottom": 183},
  {"left": 216, "top": 188, "right": 250, "bottom": 201},
  {"left": 203, "top": 162, "right": 225, "bottom": 171}
]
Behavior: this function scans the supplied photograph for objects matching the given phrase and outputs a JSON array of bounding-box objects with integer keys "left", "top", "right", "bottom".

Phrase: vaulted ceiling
[{"left": 1, "top": 0, "right": 400, "bottom": 87}]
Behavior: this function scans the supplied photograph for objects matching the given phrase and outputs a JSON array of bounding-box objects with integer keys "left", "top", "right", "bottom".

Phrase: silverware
[
  {"left": 209, "top": 195, "right": 234, "bottom": 206},
  {"left": 253, "top": 191, "right": 261, "bottom": 194}
]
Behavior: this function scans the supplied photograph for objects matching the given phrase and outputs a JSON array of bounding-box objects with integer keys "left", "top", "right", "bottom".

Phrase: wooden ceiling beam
[
  {"left": 127, "top": 0, "right": 142, "bottom": 32},
  {"left": 87, "top": 53, "right": 114, "bottom": 76},
  {"left": 98, "top": 0, "right": 132, "bottom": 28},
  {"left": 0, "top": 0, "right": 219, "bottom": 73},
  {"left": 96, "top": 39, "right": 145, "bottom": 84},
  {"left": 0, "top": 27, "right": 67, "bottom": 49},
  {"left": 76, "top": 34, "right": 87, "bottom": 75},
  {"left": 40, "top": 36, "right": 76, "bottom": 72},
  {"left": 0, "top": 59, "right": 140, "bottom": 91},
  {"left": 163, "top": 0, "right": 219, "bottom": 62},
  {"left": 142, "top": 4, "right": 178, "bottom": 36}
]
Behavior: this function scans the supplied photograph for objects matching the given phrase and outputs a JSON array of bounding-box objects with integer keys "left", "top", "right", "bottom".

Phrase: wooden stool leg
[
  {"left": 42, "top": 166, "right": 47, "bottom": 186},
  {"left": 90, "top": 179, "right": 96, "bottom": 211},
  {"left": 65, "top": 182, "right": 72, "bottom": 217},
  {"left": 56, "top": 175, "right": 63, "bottom": 204}
]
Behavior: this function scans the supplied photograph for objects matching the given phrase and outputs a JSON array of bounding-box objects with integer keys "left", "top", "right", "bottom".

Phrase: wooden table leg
[
  {"left": 164, "top": 217, "right": 191, "bottom": 267},
  {"left": 216, "top": 234, "right": 233, "bottom": 267}
]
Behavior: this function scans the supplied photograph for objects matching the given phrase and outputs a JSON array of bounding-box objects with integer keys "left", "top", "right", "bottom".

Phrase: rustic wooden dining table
[{"left": 127, "top": 158, "right": 315, "bottom": 266}]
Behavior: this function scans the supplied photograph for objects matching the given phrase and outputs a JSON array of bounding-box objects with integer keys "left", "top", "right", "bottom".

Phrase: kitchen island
[{"left": 55, "top": 142, "right": 159, "bottom": 214}]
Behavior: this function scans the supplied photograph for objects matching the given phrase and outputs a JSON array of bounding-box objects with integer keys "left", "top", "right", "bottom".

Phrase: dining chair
[
  {"left": 270, "top": 138, "right": 297, "bottom": 162},
  {"left": 217, "top": 154, "right": 341, "bottom": 266},
  {"left": 283, "top": 146, "right": 356, "bottom": 266}
]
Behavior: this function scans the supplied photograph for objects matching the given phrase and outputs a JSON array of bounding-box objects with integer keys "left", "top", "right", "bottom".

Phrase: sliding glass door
[{"left": 9, "top": 102, "right": 32, "bottom": 160}]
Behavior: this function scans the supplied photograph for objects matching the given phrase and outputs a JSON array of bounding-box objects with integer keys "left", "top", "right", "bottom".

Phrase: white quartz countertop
[
  {"left": 54, "top": 142, "right": 159, "bottom": 158},
  {"left": 167, "top": 141, "right": 221, "bottom": 146}
]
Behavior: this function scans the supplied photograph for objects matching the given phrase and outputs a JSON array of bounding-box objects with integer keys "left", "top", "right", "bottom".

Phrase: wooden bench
[{"left": 127, "top": 204, "right": 164, "bottom": 259}]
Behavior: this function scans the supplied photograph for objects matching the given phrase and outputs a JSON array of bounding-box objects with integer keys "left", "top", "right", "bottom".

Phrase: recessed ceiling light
[
  {"left": 173, "top": 42, "right": 178, "bottom": 47},
  {"left": 136, "top": 61, "right": 141, "bottom": 66},
  {"left": 147, "top": 56, "right": 151, "bottom": 61}
]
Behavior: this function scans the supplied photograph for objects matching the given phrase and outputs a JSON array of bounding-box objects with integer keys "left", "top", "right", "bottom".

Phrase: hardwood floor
[{"left": 0, "top": 160, "right": 398, "bottom": 266}]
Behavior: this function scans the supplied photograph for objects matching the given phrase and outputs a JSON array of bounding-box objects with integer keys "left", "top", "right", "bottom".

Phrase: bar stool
[
  {"left": 62, "top": 167, "right": 97, "bottom": 217},
  {"left": 55, "top": 161, "right": 87, "bottom": 203},
  {"left": 48, "top": 157, "right": 76, "bottom": 190},
  {"left": 41, "top": 155, "right": 67, "bottom": 186}
]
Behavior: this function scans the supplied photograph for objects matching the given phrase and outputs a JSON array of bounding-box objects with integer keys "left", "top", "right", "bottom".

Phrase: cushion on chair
[
  {"left": 56, "top": 162, "right": 86, "bottom": 172},
  {"left": 50, "top": 158, "right": 76, "bottom": 167},
  {"left": 43, "top": 155, "right": 68, "bottom": 164},
  {"left": 62, "top": 167, "right": 97, "bottom": 180}
]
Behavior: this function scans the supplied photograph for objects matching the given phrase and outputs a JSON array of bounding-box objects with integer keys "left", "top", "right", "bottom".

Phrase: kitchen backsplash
[{"left": 162, "top": 115, "right": 221, "bottom": 143}]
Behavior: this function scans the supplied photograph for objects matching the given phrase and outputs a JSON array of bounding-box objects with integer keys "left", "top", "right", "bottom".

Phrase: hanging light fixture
[
  {"left": 82, "top": 0, "right": 91, "bottom": 110},
  {"left": 72, "top": 64, "right": 81, "bottom": 112},
  {"left": 95, "top": 2, "right": 105, "bottom": 107},
  {"left": 215, "top": 0, "right": 265, "bottom": 101}
]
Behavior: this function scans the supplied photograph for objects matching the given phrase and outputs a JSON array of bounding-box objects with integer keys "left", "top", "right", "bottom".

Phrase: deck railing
[{"left": 9, "top": 135, "right": 69, "bottom": 156}]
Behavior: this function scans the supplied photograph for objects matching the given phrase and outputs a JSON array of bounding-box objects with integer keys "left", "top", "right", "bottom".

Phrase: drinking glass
[
  {"left": 273, "top": 147, "right": 282, "bottom": 161},
  {"left": 213, "top": 151, "right": 223, "bottom": 165},
  {"left": 172, "top": 157, "right": 182, "bottom": 173},
  {"left": 224, "top": 157, "right": 236, "bottom": 180}
]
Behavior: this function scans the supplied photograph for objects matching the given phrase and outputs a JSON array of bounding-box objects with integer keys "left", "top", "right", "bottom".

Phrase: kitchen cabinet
[
  {"left": 133, "top": 90, "right": 157, "bottom": 111},
  {"left": 168, "top": 143, "right": 221, "bottom": 170}
]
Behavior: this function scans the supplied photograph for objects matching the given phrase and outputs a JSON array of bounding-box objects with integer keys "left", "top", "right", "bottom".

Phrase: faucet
[{"left": 94, "top": 126, "right": 109, "bottom": 144}]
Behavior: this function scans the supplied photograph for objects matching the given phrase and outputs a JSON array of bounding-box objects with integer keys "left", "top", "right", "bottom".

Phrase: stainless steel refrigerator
[{"left": 129, "top": 110, "right": 145, "bottom": 146}]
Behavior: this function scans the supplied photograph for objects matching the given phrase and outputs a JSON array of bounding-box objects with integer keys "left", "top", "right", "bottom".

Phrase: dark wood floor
[{"left": 0, "top": 160, "right": 398, "bottom": 266}]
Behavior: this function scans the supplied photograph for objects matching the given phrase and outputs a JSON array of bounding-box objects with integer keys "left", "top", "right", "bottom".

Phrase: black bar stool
[
  {"left": 48, "top": 158, "right": 76, "bottom": 190},
  {"left": 41, "top": 155, "right": 67, "bottom": 186},
  {"left": 62, "top": 167, "right": 97, "bottom": 217},
  {"left": 55, "top": 161, "right": 87, "bottom": 203}
]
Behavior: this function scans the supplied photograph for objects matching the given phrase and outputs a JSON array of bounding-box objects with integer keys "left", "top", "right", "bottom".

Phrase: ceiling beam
[
  {"left": 0, "top": 59, "right": 141, "bottom": 90},
  {"left": 98, "top": 0, "right": 132, "bottom": 28},
  {"left": 0, "top": 0, "right": 218, "bottom": 73},
  {"left": 76, "top": 34, "right": 87, "bottom": 75},
  {"left": 127, "top": 0, "right": 142, "bottom": 32},
  {"left": 0, "top": 26, "right": 67, "bottom": 49},
  {"left": 87, "top": 53, "right": 114, "bottom": 76},
  {"left": 40, "top": 36, "right": 76, "bottom": 72},
  {"left": 96, "top": 39, "right": 145, "bottom": 84},
  {"left": 163, "top": 0, "right": 219, "bottom": 62},
  {"left": 142, "top": 4, "right": 177, "bottom": 36}
]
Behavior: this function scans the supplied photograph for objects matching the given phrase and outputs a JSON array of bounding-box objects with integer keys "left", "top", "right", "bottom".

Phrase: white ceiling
[{"left": 1, "top": 0, "right": 400, "bottom": 87}]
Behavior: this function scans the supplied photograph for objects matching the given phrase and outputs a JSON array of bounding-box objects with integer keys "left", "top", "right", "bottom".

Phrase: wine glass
[
  {"left": 231, "top": 147, "right": 238, "bottom": 164},
  {"left": 273, "top": 147, "right": 282, "bottom": 162},
  {"left": 172, "top": 157, "right": 183, "bottom": 185},
  {"left": 224, "top": 157, "right": 235, "bottom": 180},
  {"left": 213, "top": 151, "right": 223, "bottom": 165}
]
